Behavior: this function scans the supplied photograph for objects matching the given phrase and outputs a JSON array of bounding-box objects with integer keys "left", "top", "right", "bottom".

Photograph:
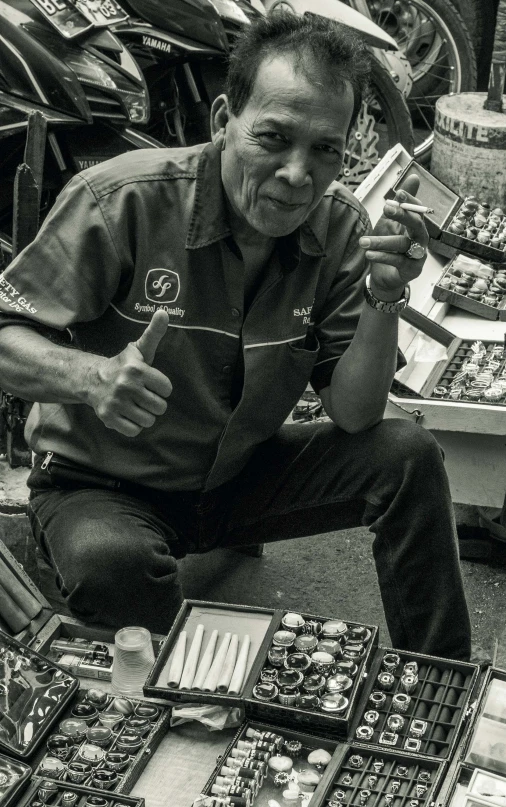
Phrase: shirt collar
[{"left": 186, "top": 142, "right": 326, "bottom": 260}]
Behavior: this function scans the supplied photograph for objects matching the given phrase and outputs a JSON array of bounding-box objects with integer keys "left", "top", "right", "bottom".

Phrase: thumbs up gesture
[{"left": 87, "top": 309, "right": 173, "bottom": 437}]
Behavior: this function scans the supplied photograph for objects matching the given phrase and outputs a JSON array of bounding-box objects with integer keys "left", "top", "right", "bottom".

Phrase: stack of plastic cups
[{"left": 111, "top": 627, "right": 155, "bottom": 698}]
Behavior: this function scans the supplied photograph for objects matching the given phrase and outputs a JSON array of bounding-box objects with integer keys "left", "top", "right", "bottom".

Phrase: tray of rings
[
  {"left": 17, "top": 777, "right": 144, "bottom": 807},
  {"left": 433, "top": 255, "right": 506, "bottom": 321},
  {"left": 31, "top": 688, "right": 170, "bottom": 794},
  {"left": 388, "top": 160, "right": 506, "bottom": 263},
  {"left": 318, "top": 746, "right": 445, "bottom": 807},
  {"left": 428, "top": 340, "right": 506, "bottom": 405},
  {"left": 143, "top": 601, "right": 379, "bottom": 738},
  {"left": 350, "top": 649, "right": 479, "bottom": 761}
]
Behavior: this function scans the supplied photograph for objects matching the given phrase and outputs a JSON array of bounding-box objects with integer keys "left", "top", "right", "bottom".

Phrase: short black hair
[{"left": 226, "top": 10, "right": 371, "bottom": 133}]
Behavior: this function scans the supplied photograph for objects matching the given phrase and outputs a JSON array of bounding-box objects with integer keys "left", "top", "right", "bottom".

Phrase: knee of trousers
[
  {"left": 64, "top": 538, "right": 179, "bottom": 604},
  {"left": 373, "top": 419, "right": 446, "bottom": 480}
]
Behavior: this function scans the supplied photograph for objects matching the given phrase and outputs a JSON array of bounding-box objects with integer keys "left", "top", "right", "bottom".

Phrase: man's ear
[{"left": 211, "top": 94, "right": 230, "bottom": 151}]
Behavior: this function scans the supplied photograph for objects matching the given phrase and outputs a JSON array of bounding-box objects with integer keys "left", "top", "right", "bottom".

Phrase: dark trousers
[{"left": 27, "top": 418, "right": 471, "bottom": 660}]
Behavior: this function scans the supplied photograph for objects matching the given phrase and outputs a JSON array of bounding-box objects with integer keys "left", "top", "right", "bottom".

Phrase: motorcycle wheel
[
  {"left": 366, "top": 0, "right": 477, "bottom": 164},
  {"left": 339, "top": 56, "right": 413, "bottom": 191}
]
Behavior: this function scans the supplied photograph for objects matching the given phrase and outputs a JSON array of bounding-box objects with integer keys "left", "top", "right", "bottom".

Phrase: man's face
[{"left": 218, "top": 54, "right": 355, "bottom": 239}]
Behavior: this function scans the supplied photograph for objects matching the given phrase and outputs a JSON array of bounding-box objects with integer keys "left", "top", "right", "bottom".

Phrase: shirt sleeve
[
  {"left": 0, "top": 174, "right": 122, "bottom": 331},
  {"left": 310, "top": 204, "right": 405, "bottom": 395}
]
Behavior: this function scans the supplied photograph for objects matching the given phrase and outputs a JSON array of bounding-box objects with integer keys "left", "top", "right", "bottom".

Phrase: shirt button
[
  {"left": 223, "top": 365, "right": 232, "bottom": 374},
  {"left": 231, "top": 308, "right": 241, "bottom": 318}
]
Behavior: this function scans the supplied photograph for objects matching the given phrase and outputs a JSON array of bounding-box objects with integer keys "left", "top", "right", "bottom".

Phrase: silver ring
[
  {"left": 392, "top": 693, "right": 411, "bottom": 713},
  {"left": 405, "top": 240, "right": 427, "bottom": 260}
]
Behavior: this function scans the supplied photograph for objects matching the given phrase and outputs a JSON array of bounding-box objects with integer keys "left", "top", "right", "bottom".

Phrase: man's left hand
[{"left": 358, "top": 174, "right": 429, "bottom": 301}]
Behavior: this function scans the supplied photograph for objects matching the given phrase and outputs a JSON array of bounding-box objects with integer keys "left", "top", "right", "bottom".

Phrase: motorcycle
[
  {"left": 0, "top": 0, "right": 165, "bottom": 254},
  {"left": 110, "top": 0, "right": 414, "bottom": 190},
  {"left": 345, "top": 0, "right": 477, "bottom": 163}
]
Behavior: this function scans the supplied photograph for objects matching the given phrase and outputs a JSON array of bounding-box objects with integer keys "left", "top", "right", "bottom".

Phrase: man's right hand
[{"left": 87, "top": 309, "right": 173, "bottom": 437}]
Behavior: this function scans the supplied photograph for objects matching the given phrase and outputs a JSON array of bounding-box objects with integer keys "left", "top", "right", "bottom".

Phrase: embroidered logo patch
[{"left": 145, "top": 268, "right": 180, "bottom": 304}]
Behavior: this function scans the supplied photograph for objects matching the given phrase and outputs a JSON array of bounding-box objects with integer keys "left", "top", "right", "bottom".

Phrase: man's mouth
[{"left": 267, "top": 196, "right": 306, "bottom": 210}]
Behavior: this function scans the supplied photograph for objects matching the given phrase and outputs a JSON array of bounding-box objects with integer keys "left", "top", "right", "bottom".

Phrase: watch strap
[{"left": 364, "top": 275, "right": 410, "bottom": 314}]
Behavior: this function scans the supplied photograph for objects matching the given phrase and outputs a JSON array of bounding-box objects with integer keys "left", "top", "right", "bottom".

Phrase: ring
[
  {"left": 387, "top": 714, "right": 405, "bottom": 732},
  {"left": 405, "top": 240, "right": 427, "bottom": 260},
  {"left": 364, "top": 710, "right": 380, "bottom": 725},
  {"left": 369, "top": 691, "right": 387, "bottom": 707},
  {"left": 37, "top": 780, "right": 59, "bottom": 804},
  {"left": 392, "top": 693, "right": 411, "bottom": 713},
  {"left": 356, "top": 725, "right": 374, "bottom": 741},
  {"left": 400, "top": 673, "right": 418, "bottom": 693},
  {"left": 409, "top": 718, "right": 427, "bottom": 738},
  {"left": 377, "top": 671, "right": 395, "bottom": 691},
  {"left": 382, "top": 653, "right": 400, "bottom": 672},
  {"left": 349, "top": 754, "right": 364, "bottom": 768}
]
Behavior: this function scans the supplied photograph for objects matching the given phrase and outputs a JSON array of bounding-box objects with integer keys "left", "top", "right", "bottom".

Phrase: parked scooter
[
  {"left": 111, "top": 0, "right": 414, "bottom": 189},
  {"left": 0, "top": 0, "right": 164, "bottom": 252}
]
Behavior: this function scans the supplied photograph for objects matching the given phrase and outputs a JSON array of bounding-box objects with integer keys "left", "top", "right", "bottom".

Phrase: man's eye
[
  {"left": 316, "top": 145, "right": 341, "bottom": 159},
  {"left": 257, "top": 132, "right": 287, "bottom": 145}
]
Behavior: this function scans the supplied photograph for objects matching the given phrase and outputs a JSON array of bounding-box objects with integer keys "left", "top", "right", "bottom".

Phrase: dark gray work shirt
[{"left": 0, "top": 142, "right": 371, "bottom": 491}]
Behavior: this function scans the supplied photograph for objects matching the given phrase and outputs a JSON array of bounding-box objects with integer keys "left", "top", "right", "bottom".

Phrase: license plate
[
  {"left": 29, "top": 0, "right": 128, "bottom": 38},
  {"left": 29, "top": 0, "right": 94, "bottom": 39},
  {"left": 75, "top": 0, "right": 129, "bottom": 28}
]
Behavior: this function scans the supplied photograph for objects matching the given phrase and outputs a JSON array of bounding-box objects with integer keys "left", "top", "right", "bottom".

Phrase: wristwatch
[{"left": 364, "top": 275, "right": 410, "bottom": 314}]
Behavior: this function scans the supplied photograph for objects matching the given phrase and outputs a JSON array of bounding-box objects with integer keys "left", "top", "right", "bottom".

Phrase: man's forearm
[
  {"left": 322, "top": 302, "right": 399, "bottom": 433},
  {"left": 0, "top": 326, "right": 98, "bottom": 405}
]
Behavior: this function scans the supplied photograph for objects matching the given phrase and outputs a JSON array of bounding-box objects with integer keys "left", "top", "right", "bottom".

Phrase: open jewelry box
[
  {"left": 17, "top": 777, "right": 145, "bottom": 807},
  {"left": 191, "top": 719, "right": 446, "bottom": 807},
  {"left": 433, "top": 666, "right": 506, "bottom": 807},
  {"left": 383, "top": 157, "right": 505, "bottom": 264},
  {"left": 0, "top": 539, "right": 170, "bottom": 794},
  {"left": 432, "top": 254, "right": 506, "bottom": 322},
  {"left": 142, "top": 600, "right": 479, "bottom": 757},
  {"left": 142, "top": 600, "right": 378, "bottom": 737},
  {"left": 390, "top": 306, "right": 506, "bottom": 407},
  {"left": 0, "top": 752, "right": 31, "bottom": 807}
]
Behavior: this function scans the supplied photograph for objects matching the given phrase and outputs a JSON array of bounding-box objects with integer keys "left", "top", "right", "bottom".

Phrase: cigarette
[
  {"left": 388, "top": 200, "right": 434, "bottom": 214},
  {"left": 191, "top": 629, "right": 219, "bottom": 690},
  {"left": 178, "top": 624, "right": 204, "bottom": 689},
  {"left": 228, "top": 634, "right": 251, "bottom": 695},
  {"left": 167, "top": 630, "right": 187, "bottom": 688}
]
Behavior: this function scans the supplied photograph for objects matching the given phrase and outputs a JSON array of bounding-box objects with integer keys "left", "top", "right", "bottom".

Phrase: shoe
[{"left": 457, "top": 524, "right": 494, "bottom": 560}]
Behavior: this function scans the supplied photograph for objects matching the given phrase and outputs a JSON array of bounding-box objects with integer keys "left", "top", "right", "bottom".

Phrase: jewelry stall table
[{"left": 356, "top": 146, "right": 506, "bottom": 510}]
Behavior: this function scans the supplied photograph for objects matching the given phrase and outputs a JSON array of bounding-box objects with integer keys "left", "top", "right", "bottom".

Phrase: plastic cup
[{"left": 111, "top": 627, "right": 155, "bottom": 697}]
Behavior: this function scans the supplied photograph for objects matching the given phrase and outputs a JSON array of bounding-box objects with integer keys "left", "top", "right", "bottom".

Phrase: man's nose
[{"left": 275, "top": 151, "right": 312, "bottom": 187}]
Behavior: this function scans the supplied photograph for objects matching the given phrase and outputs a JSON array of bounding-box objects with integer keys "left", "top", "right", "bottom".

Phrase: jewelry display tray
[
  {"left": 17, "top": 776, "right": 145, "bottom": 807},
  {"left": 348, "top": 647, "right": 479, "bottom": 763},
  {"left": 0, "top": 538, "right": 169, "bottom": 795},
  {"left": 194, "top": 719, "right": 446, "bottom": 807},
  {"left": 390, "top": 307, "right": 506, "bottom": 407},
  {"left": 0, "top": 752, "right": 31, "bottom": 807},
  {"left": 142, "top": 600, "right": 478, "bottom": 755},
  {"left": 142, "top": 599, "right": 378, "bottom": 737},
  {"left": 30, "top": 690, "right": 170, "bottom": 795},
  {"left": 432, "top": 256, "right": 506, "bottom": 322},
  {"left": 435, "top": 667, "right": 506, "bottom": 806},
  {"left": 386, "top": 159, "right": 505, "bottom": 264}
]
